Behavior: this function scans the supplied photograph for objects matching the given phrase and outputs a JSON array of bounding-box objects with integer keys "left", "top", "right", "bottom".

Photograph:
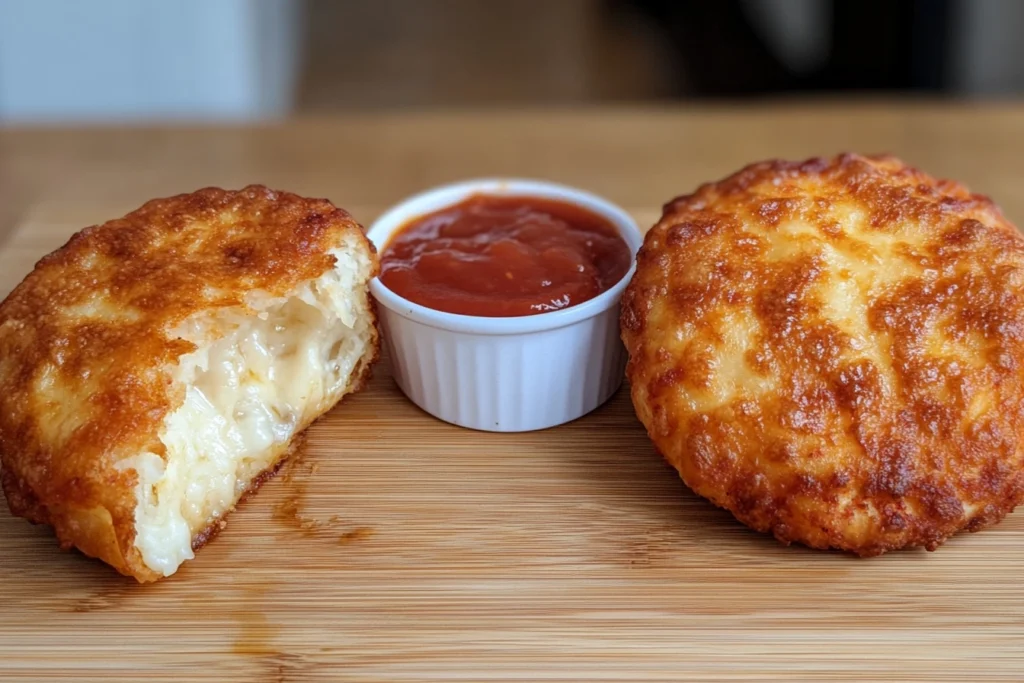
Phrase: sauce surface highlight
[{"left": 379, "top": 194, "right": 632, "bottom": 317}]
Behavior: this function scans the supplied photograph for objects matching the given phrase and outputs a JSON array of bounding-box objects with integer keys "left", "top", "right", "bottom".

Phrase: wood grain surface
[{"left": 1, "top": 103, "right": 1023, "bottom": 682}]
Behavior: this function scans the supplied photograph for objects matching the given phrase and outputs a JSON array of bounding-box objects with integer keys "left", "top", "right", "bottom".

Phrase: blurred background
[{"left": 0, "top": 0, "right": 1022, "bottom": 123}]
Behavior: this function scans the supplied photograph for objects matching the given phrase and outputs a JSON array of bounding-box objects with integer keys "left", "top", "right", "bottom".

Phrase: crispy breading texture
[
  {"left": 621, "top": 153, "right": 1024, "bottom": 555},
  {"left": 0, "top": 185, "right": 379, "bottom": 579}
]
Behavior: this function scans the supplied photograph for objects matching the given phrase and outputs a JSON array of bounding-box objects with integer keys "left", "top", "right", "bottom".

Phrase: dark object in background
[{"left": 619, "top": 0, "right": 954, "bottom": 96}]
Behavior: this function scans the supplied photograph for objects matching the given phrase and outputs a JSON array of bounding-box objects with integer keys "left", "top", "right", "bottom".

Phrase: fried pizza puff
[
  {"left": 0, "top": 186, "right": 380, "bottom": 581},
  {"left": 622, "top": 154, "right": 1024, "bottom": 555}
]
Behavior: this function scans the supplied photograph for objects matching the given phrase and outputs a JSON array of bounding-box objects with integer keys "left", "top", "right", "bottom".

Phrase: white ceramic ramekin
[{"left": 366, "top": 178, "right": 642, "bottom": 432}]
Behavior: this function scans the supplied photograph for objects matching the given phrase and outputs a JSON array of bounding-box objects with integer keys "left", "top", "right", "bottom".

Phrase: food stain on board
[
  {"left": 232, "top": 608, "right": 280, "bottom": 657},
  {"left": 231, "top": 582, "right": 280, "bottom": 658},
  {"left": 338, "top": 527, "right": 374, "bottom": 545},
  {"left": 273, "top": 443, "right": 374, "bottom": 545},
  {"left": 70, "top": 580, "right": 136, "bottom": 613}
]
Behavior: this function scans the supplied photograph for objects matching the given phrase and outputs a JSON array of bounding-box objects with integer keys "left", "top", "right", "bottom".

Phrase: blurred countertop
[{"left": 2, "top": 102, "right": 1023, "bottom": 250}]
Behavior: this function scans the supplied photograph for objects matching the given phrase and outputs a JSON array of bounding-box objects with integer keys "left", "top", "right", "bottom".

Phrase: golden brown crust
[
  {"left": 0, "top": 185, "right": 378, "bottom": 580},
  {"left": 622, "top": 153, "right": 1024, "bottom": 555}
]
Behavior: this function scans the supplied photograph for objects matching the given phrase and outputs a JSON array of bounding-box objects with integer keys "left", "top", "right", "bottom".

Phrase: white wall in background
[{"left": 0, "top": 0, "right": 302, "bottom": 123}]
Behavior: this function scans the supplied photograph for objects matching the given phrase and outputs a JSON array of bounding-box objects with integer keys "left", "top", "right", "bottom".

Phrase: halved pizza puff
[{"left": 0, "top": 185, "right": 380, "bottom": 582}]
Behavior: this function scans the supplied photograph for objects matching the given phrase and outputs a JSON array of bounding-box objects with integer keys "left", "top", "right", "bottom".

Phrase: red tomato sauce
[{"left": 379, "top": 194, "right": 632, "bottom": 317}]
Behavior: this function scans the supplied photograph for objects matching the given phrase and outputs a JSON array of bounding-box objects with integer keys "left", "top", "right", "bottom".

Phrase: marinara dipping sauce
[{"left": 378, "top": 194, "right": 633, "bottom": 317}]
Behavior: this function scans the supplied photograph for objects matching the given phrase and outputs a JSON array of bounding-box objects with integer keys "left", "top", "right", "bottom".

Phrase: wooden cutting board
[{"left": 1, "top": 110, "right": 1024, "bottom": 682}]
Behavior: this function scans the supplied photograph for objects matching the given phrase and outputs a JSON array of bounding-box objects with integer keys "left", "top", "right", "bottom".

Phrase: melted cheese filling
[{"left": 124, "top": 249, "right": 372, "bottom": 576}]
